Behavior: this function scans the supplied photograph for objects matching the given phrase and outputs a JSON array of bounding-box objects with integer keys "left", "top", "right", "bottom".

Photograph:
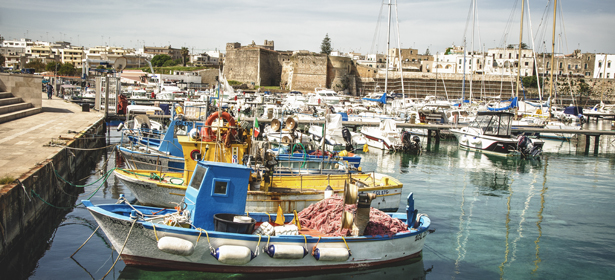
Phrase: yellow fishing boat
[{"left": 115, "top": 112, "right": 403, "bottom": 212}]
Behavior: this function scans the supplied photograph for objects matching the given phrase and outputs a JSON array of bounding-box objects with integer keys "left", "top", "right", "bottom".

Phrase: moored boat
[
  {"left": 450, "top": 111, "right": 543, "bottom": 158},
  {"left": 85, "top": 161, "right": 430, "bottom": 273}
]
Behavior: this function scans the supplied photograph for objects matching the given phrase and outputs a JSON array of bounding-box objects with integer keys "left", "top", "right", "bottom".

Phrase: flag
[{"left": 253, "top": 117, "right": 260, "bottom": 138}]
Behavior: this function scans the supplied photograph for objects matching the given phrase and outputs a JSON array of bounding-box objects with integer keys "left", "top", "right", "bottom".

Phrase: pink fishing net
[{"left": 297, "top": 196, "right": 408, "bottom": 237}]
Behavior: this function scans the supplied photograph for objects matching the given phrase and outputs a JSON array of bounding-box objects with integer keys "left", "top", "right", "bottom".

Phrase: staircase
[{"left": 0, "top": 92, "right": 42, "bottom": 124}]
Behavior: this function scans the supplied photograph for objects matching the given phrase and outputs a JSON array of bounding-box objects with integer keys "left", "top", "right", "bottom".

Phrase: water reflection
[
  {"left": 117, "top": 255, "right": 429, "bottom": 280},
  {"left": 400, "top": 153, "right": 420, "bottom": 173}
]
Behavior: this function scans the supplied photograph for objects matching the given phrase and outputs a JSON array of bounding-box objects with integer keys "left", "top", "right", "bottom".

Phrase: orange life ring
[
  {"left": 347, "top": 108, "right": 353, "bottom": 114},
  {"left": 201, "top": 111, "right": 237, "bottom": 141}
]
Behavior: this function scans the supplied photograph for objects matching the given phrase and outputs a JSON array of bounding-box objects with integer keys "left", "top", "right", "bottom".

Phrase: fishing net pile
[{"left": 297, "top": 196, "right": 408, "bottom": 237}]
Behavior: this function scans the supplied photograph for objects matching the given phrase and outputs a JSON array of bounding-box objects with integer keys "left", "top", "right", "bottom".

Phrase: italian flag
[{"left": 253, "top": 117, "right": 260, "bottom": 138}]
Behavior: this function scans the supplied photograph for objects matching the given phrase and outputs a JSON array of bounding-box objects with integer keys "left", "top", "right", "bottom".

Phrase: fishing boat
[
  {"left": 450, "top": 111, "right": 543, "bottom": 158},
  {"left": 115, "top": 127, "right": 403, "bottom": 212},
  {"left": 85, "top": 161, "right": 430, "bottom": 273}
]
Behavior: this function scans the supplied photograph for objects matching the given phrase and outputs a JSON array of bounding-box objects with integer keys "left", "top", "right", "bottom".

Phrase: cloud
[{"left": 1, "top": 0, "right": 613, "bottom": 54}]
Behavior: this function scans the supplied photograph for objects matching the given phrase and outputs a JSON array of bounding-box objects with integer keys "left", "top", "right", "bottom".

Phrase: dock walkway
[{"left": 0, "top": 93, "right": 103, "bottom": 180}]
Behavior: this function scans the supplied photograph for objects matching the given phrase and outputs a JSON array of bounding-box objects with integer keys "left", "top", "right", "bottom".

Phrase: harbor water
[{"left": 25, "top": 129, "right": 615, "bottom": 279}]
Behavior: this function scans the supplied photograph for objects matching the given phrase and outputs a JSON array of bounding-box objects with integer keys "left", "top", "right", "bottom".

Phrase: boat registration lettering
[{"left": 373, "top": 190, "right": 389, "bottom": 195}]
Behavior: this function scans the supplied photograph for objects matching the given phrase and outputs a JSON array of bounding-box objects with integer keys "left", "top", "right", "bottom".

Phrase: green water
[{"left": 27, "top": 135, "right": 615, "bottom": 279}]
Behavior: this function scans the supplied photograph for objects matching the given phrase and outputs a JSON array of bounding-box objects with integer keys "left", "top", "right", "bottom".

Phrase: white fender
[
  {"left": 266, "top": 244, "right": 308, "bottom": 259},
  {"left": 157, "top": 236, "right": 194, "bottom": 256},
  {"left": 213, "top": 245, "right": 253, "bottom": 265},
  {"left": 313, "top": 248, "right": 350, "bottom": 261}
]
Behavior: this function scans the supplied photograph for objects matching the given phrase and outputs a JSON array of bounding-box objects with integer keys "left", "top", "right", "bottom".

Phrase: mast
[
  {"left": 469, "top": 0, "right": 475, "bottom": 104},
  {"left": 549, "top": 0, "right": 557, "bottom": 114},
  {"left": 384, "top": 0, "right": 392, "bottom": 94},
  {"left": 516, "top": 0, "right": 525, "bottom": 100},
  {"left": 394, "top": 0, "right": 404, "bottom": 98},
  {"left": 462, "top": 39, "right": 467, "bottom": 101}
]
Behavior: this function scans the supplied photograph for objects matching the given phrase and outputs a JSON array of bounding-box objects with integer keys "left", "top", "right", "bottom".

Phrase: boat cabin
[
  {"left": 469, "top": 111, "right": 513, "bottom": 137},
  {"left": 185, "top": 161, "right": 252, "bottom": 231}
]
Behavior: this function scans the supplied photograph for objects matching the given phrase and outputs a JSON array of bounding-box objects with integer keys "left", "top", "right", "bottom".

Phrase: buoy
[
  {"left": 470, "top": 137, "right": 482, "bottom": 145},
  {"left": 190, "top": 149, "right": 201, "bottom": 161},
  {"left": 266, "top": 244, "right": 308, "bottom": 259},
  {"left": 212, "top": 245, "right": 254, "bottom": 265},
  {"left": 175, "top": 105, "right": 184, "bottom": 115},
  {"left": 362, "top": 144, "right": 369, "bottom": 152},
  {"left": 313, "top": 248, "right": 350, "bottom": 261},
  {"left": 157, "top": 236, "right": 194, "bottom": 256},
  {"left": 324, "top": 185, "right": 334, "bottom": 199}
]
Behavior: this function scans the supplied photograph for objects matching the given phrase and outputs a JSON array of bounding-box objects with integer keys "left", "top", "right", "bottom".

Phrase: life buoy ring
[
  {"left": 190, "top": 149, "right": 202, "bottom": 160},
  {"left": 347, "top": 108, "right": 353, "bottom": 114},
  {"left": 201, "top": 111, "right": 237, "bottom": 142}
]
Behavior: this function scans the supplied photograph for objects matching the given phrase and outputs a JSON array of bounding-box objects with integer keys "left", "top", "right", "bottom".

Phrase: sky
[{"left": 1, "top": 0, "right": 613, "bottom": 55}]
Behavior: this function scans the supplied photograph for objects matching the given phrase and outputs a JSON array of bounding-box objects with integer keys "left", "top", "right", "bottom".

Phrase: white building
[
  {"left": 2, "top": 38, "right": 32, "bottom": 48},
  {"left": 593, "top": 54, "right": 615, "bottom": 79}
]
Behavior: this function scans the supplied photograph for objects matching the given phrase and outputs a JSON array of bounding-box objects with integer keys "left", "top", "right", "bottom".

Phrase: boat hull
[
  {"left": 115, "top": 170, "right": 403, "bottom": 212},
  {"left": 85, "top": 202, "right": 429, "bottom": 273},
  {"left": 450, "top": 128, "right": 544, "bottom": 157}
]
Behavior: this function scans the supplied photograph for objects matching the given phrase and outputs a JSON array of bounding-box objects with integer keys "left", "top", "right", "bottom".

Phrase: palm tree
[{"left": 180, "top": 47, "right": 190, "bottom": 66}]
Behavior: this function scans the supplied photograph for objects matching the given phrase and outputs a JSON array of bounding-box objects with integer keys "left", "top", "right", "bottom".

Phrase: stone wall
[
  {"left": 328, "top": 56, "right": 355, "bottom": 94},
  {"left": 224, "top": 47, "right": 260, "bottom": 84},
  {"left": 283, "top": 53, "right": 328, "bottom": 91},
  {"left": 0, "top": 119, "right": 105, "bottom": 278},
  {"left": 197, "top": 68, "right": 220, "bottom": 88},
  {"left": 258, "top": 49, "right": 282, "bottom": 87},
  {"left": 0, "top": 73, "right": 43, "bottom": 108}
]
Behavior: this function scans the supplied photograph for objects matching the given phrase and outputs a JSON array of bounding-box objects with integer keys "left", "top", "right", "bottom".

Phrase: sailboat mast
[
  {"left": 516, "top": 0, "right": 525, "bottom": 99},
  {"left": 549, "top": 0, "right": 557, "bottom": 112},
  {"left": 394, "top": 0, "right": 404, "bottom": 97},
  {"left": 384, "top": 0, "right": 392, "bottom": 94},
  {"left": 469, "top": 0, "right": 475, "bottom": 103}
]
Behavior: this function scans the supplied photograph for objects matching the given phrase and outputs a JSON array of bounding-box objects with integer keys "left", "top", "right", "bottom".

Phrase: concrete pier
[{"left": 0, "top": 93, "right": 105, "bottom": 277}]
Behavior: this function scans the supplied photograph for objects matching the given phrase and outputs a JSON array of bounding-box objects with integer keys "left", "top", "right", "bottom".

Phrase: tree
[
  {"left": 425, "top": 48, "right": 431, "bottom": 56},
  {"left": 151, "top": 54, "right": 172, "bottom": 67},
  {"left": 0, "top": 54, "right": 5, "bottom": 68},
  {"left": 25, "top": 59, "right": 46, "bottom": 72},
  {"left": 180, "top": 47, "right": 189, "bottom": 67},
  {"left": 506, "top": 42, "right": 529, "bottom": 49},
  {"left": 320, "top": 34, "right": 332, "bottom": 55},
  {"left": 45, "top": 61, "right": 59, "bottom": 72},
  {"left": 58, "top": 63, "right": 76, "bottom": 76},
  {"left": 522, "top": 75, "right": 542, "bottom": 88}
]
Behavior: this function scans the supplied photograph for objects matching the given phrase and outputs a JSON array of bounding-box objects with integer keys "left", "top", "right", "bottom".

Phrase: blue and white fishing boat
[{"left": 84, "top": 161, "right": 430, "bottom": 273}]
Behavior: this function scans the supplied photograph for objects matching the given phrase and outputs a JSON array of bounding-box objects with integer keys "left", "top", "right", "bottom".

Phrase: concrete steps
[{"left": 0, "top": 92, "right": 42, "bottom": 124}]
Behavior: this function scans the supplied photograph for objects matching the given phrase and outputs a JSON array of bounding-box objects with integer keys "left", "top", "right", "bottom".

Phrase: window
[
  {"left": 559, "top": 62, "right": 563, "bottom": 69},
  {"left": 190, "top": 165, "right": 207, "bottom": 190},
  {"left": 585, "top": 63, "right": 588, "bottom": 69},
  {"left": 211, "top": 179, "right": 230, "bottom": 197},
  {"left": 546, "top": 62, "right": 550, "bottom": 68},
  {"left": 599, "top": 62, "right": 602, "bottom": 68},
  {"left": 508, "top": 53, "right": 511, "bottom": 59},
  {"left": 608, "top": 73, "right": 611, "bottom": 78},
  {"left": 214, "top": 181, "right": 228, "bottom": 195},
  {"left": 525, "top": 62, "right": 529, "bottom": 66},
  {"left": 499, "top": 54, "right": 503, "bottom": 59},
  {"left": 568, "top": 64, "right": 571, "bottom": 70},
  {"left": 609, "top": 61, "right": 612, "bottom": 68}
]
